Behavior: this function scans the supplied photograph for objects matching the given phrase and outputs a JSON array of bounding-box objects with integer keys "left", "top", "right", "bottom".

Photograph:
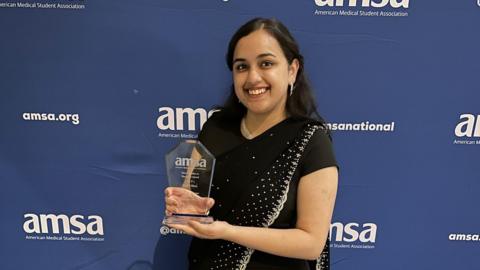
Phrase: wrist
[{"left": 222, "top": 222, "right": 237, "bottom": 241}]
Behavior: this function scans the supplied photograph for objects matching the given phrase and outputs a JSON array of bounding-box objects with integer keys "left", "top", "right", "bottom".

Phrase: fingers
[
  {"left": 166, "top": 220, "right": 223, "bottom": 240},
  {"left": 205, "top": 198, "right": 215, "bottom": 209},
  {"left": 165, "top": 188, "right": 215, "bottom": 216},
  {"left": 165, "top": 197, "right": 178, "bottom": 206},
  {"left": 165, "top": 196, "right": 179, "bottom": 214},
  {"left": 187, "top": 220, "right": 205, "bottom": 232},
  {"left": 165, "top": 187, "right": 194, "bottom": 197},
  {"left": 165, "top": 206, "right": 178, "bottom": 214},
  {"left": 186, "top": 220, "right": 218, "bottom": 239},
  {"left": 197, "top": 197, "right": 215, "bottom": 213}
]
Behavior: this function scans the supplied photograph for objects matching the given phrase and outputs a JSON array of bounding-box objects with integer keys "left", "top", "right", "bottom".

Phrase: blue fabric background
[{"left": 1, "top": 0, "right": 478, "bottom": 269}]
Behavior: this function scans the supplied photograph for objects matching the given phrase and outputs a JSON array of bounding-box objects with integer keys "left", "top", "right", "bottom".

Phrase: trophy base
[{"left": 163, "top": 213, "right": 214, "bottom": 225}]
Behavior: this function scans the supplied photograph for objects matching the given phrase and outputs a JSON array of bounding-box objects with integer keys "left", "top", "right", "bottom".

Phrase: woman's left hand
[{"left": 168, "top": 220, "right": 232, "bottom": 240}]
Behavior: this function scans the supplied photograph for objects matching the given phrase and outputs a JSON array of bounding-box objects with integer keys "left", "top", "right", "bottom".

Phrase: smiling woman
[
  {"left": 164, "top": 18, "right": 338, "bottom": 270},
  {"left": 232, "top": 29, "right": 296, "bottom": 130}
]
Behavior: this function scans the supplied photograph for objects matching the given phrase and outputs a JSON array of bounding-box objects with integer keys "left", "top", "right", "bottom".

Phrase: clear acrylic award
[{"left": 163, "top": 140, "right": 215, "bottom": 225}]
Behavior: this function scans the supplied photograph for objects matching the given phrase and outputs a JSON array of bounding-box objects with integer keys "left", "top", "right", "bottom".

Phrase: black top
[{"left": 188, "top": 111, "right": 337, "bottom": 270}]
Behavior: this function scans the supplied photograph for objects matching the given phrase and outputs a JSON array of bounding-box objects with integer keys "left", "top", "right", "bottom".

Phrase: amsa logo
[
  {"left": 454, "top": 114, "right": 480, "bottom": 138},
  {"left": 23, "top": 213, "right": 104, "bottom": 235},
  {"left": 315, "top": 0, "right": 409, "bottom": 8},
  {"left": 330, "top": 222, "right": 377, "bottom": 243},
  {"left": 175, "top": 157, "right": 207, "bottom": 168},
  {"left": 449, "top": 233, "right": 480, "bottom": 241},
  {"left": 157, "top": 107, "right": 217, "bottom": 131}
]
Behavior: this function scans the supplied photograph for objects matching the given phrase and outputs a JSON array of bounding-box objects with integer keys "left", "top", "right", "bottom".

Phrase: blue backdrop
[{"left": 1, "top": 0, "right": 479, "bottom": 269}]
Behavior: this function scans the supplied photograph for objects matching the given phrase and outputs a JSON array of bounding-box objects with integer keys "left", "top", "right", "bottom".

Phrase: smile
[{"left": 247, "top": 87, "right": 269, "bottom": 96}]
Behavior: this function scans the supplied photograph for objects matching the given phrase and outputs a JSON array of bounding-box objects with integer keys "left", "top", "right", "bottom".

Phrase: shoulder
[
  {"left": 289, "top": 117, "right": 331, "bottom": 141},
  {"left": 306, "top": 123, "right": 332, "bottom": 146},
  {"left": 299, "top": 120, "right": 338, "bottom": 176},
  {"left": 199, "top": 109, "right": 238, "bottom": 136},
  {"left": 198, "top": 109, "right": 243, "bottom": 157}
]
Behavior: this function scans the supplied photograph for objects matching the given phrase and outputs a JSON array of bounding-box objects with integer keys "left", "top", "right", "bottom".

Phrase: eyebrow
[{"left": 233, "top": 53, "right": 276, "bottom": 64}]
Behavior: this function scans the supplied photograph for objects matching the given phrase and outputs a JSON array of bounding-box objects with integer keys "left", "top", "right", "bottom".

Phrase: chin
[{"left": 245, "top": 107, "right": 274, "bottom": 116}]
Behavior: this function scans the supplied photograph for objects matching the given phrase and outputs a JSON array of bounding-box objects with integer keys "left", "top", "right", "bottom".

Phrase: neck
[{"left": 243, "top": 110, "right": 288, "bottom": 138}]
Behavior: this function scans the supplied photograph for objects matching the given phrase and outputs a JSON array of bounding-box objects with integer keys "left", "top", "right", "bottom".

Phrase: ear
[{"left": 288, "top": 58, "right": 300, "bottom": 84}]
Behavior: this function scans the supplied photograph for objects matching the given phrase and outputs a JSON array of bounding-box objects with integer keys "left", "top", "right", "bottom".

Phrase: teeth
[{"left": 248, "top": 88, "right": 267, "bottom": 95}]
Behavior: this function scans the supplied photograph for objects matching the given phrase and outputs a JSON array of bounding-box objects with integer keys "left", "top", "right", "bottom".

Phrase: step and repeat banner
[{"left": 1, "top": 0, "right": 479, "bottom": 269}]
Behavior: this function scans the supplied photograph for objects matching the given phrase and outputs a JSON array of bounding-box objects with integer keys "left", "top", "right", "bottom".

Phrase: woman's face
[{"left": 232, "top": 29, "right": 298, "bottom": 118}]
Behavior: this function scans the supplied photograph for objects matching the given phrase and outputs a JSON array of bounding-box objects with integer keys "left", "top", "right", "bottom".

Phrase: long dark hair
[{"left": 221, "top": 17, "right": 324, "bottom": 124}]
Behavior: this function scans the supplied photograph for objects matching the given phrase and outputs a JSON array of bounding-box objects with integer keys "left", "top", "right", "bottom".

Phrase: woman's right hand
[{"left": 164, "top": 187, "right": 215, "bottom": 216}]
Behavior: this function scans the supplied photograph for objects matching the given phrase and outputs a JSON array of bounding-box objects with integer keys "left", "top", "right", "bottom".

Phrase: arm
[{"left": 169, "top": 166, "right": 338, "bottom": 260}]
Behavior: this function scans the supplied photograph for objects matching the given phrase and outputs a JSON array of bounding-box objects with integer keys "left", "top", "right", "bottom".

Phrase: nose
[{"left": 245, "top": 67, "right": 262, "bottom": 87}]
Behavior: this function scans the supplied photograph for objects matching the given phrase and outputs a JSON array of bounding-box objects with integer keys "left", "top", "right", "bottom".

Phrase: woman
[{"left": 165, "top": 18, "right": 338, "bottom": 270}]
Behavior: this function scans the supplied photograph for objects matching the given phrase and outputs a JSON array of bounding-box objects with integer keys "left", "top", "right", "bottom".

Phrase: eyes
[{"left": 234, "top": 60, "right": 275, "bottom": 72}]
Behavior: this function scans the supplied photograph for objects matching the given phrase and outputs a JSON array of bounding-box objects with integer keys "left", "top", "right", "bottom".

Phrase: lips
[{"left": 246, "top": 87, "right": 270, "bottom": 96}]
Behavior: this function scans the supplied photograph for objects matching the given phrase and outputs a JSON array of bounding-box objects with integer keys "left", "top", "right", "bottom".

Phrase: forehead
[{"left": 233, "top": 29, "right": 284, "bottom": 59}]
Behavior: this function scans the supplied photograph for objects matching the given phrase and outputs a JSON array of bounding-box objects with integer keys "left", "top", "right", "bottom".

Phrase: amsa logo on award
[
  {"left": 314, "top": 0, "right": 410, "bottom": 17},
  {"left": 329, "top": 222, "right": 377, "bottom": 249},
  {"left": 157, "top": 107, "right": 217, "bottom": 139},
  {"left": 175, "top": 157, "right": 207, "bottom": 170},
  {"left": 453, "top": 113, "right": 480, "bottom": 145},
  {"left": 23, "top": 213, "right": 104, "bottom": 242}
]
